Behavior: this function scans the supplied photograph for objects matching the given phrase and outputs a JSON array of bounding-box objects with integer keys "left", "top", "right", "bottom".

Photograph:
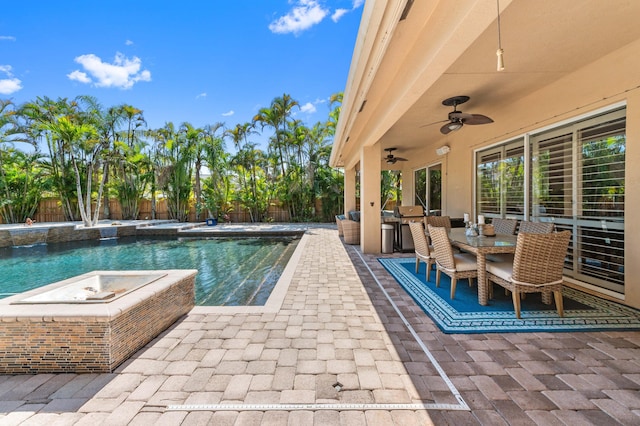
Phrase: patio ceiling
[{"left": 331, "top": 0, "right": 640, "bottom": 169}]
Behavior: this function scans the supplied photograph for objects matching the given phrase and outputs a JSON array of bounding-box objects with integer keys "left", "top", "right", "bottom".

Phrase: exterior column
[
  {"left": 360, "top": 145, "right": 381, "bottom": 253},
  {"left": 402, "top": 167, "right": 415, "bottom": 207},
  {"left": 344, "top": 166, "right": 357, "bottom": 216}
]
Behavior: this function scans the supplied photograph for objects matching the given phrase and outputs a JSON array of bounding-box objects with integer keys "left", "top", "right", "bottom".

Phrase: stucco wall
[{"left": 422, "top": 39, "right": 640, "bottom": 308}]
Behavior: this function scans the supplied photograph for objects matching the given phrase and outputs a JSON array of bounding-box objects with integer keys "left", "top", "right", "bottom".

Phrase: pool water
[{"left": 0, "top": 236, "right": 299, "bottom": 306}]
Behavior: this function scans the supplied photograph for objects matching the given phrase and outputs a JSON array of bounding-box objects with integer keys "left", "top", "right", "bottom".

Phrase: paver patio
[{"left": 1, "top": 225, "right": 639, "bottom": 425}]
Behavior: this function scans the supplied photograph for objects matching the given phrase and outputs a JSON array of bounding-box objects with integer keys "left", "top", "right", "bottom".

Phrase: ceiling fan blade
[
  {"left": 420, "top": 119, "right": 448, "bottom": 128},
  {"left": 395, "top": 157, "right": 408, "bottom": 161},
  {"left": 440, "top": 123, "right": 456, "bottom": 135},
  {"left": 463, "top": 114, "right": 494, "bottom": 125}
]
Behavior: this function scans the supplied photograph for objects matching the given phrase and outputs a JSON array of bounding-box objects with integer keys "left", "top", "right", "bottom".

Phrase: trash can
[
  {"left": 381, "top": 223, "right": 394, "bottom": 253},
  {"left": 206, "top": 218, "right": 217, "bottom": 226}
]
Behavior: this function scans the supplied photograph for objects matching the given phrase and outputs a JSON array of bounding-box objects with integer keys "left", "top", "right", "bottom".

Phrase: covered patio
[{"left": 330, "top": 0, "right": 640, "bottom": 310}]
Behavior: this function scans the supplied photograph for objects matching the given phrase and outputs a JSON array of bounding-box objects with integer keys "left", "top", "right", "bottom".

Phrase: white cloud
[
  {"left": 67, "top": 70, "right": 91, "bottom": 84},
  {"left": 222, "top": 110, "right": 235, "bottom": 117},
  {"left": 331, "top": 9, "right": 348, "bottom": 22},
  {"left": 67, "top": 52, "right": 151, "bottom": 89},
  {"left": 125, "top": 40, "right": 134, "bottom": 46},
  {"left": 0, "top": 65, "right": 22, "bottom": 95},
  {"left": 269, "top": 0, "right": 328, "bottom": 35},
  {"left": 0, "top": 36, "right": 16, "bottom": 41},
  {"left": 300, "top": 102, "right": 316, "bottom": 114},
  {"left": 196, "top": 92, "right": 207, "bottom": 99},
  {"left": 332, "top": 0, "right": 364, "bottom": 22}
]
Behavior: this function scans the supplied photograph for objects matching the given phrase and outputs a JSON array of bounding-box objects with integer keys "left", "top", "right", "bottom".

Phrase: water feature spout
[
  {"left": 9, "top": 227, "right": 49, "bottom": 247},
  {"left": 99, "top": 226, "right": 118, "bottom": 240}
]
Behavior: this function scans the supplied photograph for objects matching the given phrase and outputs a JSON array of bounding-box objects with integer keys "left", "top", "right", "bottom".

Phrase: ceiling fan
[
  {"left": 423, "top": 95, "right": 494, "bottom": 134},
  {"left": 384, "top": 148, "right": 408, "bottom": 164}
]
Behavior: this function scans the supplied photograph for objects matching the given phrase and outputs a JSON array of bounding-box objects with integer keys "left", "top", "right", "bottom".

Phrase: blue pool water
[{"left": 0, "top": 236, "right": 299, "bottom": 306}]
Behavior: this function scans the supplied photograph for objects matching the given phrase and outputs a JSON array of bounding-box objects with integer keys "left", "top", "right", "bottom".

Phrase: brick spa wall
[{"left": 0, "top": 270, "right": 197, "bottom": 374}]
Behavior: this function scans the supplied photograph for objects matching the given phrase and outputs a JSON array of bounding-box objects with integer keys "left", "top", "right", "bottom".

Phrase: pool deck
[{"left": 1, "top": 223, "right": 639, "bottom": 425}]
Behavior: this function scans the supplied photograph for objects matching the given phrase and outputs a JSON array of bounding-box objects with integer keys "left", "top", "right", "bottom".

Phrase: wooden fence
[{"left": 27, "top": 198, "right": 323, "bottom": 224}]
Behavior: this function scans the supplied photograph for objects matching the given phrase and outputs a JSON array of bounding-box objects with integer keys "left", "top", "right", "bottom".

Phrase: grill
[
  {"left": 394, "top": 206, "right": 425, "bottom": 224},
  {"left": 393, "top": 206, "right": 425, "bottom": 251}
]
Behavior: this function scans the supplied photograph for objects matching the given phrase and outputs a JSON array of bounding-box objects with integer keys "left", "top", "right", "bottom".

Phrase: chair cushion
[
  {"left": 486, "top": 260, "right": 514, "bottom": 281},
  {"left": 453, "top": 253, "right": 477, "bottom": 272},
  {"left": 349, "top": 211, "right": 361, "bottom": 222},
  {"left": 486, "top": 253, "right": 514, "bottom": 263}
]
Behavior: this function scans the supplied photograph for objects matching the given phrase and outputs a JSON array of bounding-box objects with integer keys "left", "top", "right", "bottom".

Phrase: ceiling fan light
[{"left": 447, "top": 121, "right": 463, "bottom": 131}]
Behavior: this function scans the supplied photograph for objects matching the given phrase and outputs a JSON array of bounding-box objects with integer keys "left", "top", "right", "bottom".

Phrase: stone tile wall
[
  {"left": 0, "top": 224, "right": 151, "bottom": 248},
  {"left": 0, "top": 274, "right": 195, "bottom": 374}
]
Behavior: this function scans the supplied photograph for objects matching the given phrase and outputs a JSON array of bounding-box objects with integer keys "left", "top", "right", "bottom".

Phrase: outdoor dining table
[{"left": 447, "top": 228, "right": 518, "bottom": 306}]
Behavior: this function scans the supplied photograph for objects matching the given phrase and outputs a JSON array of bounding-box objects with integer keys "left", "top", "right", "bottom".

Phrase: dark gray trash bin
[{"left": 381, "top": 223, "right": 394, "bottom": 253}]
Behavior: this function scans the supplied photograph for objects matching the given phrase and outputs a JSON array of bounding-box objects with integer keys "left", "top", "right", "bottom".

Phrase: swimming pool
[{"left": 0, "top": 236, "right": 299, "bottom": 306}]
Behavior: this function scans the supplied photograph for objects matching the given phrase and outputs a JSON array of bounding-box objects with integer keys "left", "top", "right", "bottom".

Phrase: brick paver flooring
[{"left": 1, "top": 226, "right": 639, "bottom": 425}]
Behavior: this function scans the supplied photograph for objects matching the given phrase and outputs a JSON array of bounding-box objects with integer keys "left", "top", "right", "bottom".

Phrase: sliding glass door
[{"left": 414, "top": 163, "right": 442, "bottom": 215}]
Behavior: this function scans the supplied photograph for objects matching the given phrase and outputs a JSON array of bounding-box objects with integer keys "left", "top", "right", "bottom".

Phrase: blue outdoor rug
[{"left": 379, "top": 257, "right": 640, "bottom": 334}]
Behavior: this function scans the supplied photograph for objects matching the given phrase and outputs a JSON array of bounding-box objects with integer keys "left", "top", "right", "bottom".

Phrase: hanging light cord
[{"left": 496, "top": 0, "right": 505, "bottom": 71}]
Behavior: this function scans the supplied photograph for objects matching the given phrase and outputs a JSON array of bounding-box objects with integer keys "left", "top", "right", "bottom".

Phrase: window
[
  {"left": 476, "top": 139, "right": 524, "bottom": 218},
  {"left": 477, "top": 107, "right": 625, "bottom": 294}
]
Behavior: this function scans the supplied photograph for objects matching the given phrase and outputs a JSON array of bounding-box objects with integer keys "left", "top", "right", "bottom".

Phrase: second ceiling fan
[
  {"left": 424, "top": 95, "right": 494, "bottom": 134},
  {"left": 384, "top": 148, "right": 407, "bottom": 164}
]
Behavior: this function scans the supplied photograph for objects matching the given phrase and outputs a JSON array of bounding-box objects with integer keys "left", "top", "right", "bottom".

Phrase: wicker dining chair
[
  {"left": 408, "top": 221, "right": 434, "bottom": 281},
  {"left": 491, "top": 218, "right": 518, "bottom": 235},
  {"left": 428, "top": 225, "right": 478, "bottom": 299},
  {"left": 424, "top": 215, "right": 454, "bottom": 249},
  {"left": 518, "top": 220, "right": 555, "bottom": 234},
  {"left": 486, "top": 230, "right": 571, "bottom": 319},
  {"left": 424, "top": 215, "right": 452, "bottom": 230},
  {"left": 489, "top": 219, "right": 553, "bottom": 263}
]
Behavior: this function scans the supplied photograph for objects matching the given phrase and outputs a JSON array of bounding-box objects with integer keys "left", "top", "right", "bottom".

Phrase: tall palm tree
[
  {"left": 111, "top": 105, "right": 147, "bottom": 219},
  {"left": 180, "top": 122, "right": 206, "bottom": 220},
  {"left": 0, "top": 100, "right": 46, "bottom": 223},
  {"left": 153, "top": 122, "right": 193, "bottom": 222},
  {"left": 21, "top": 97, "right": 80, "bottom": 220},
  {"left": 201, "top": 122, "right": 229, "bottom": 219},
  {"left": 253, "top": 94, "right": 299, "bottom": 177},
  {"left": 326, "top": 92, "right": 343, "bottom": 136}
]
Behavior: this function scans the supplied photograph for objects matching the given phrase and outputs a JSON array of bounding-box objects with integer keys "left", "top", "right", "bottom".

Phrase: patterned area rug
[{"left": 379, "top": 257, "right": 640, "bottom": 334}]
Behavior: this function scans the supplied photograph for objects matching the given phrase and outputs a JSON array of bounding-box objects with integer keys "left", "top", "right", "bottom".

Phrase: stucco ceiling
[{"left": 332, "top": 0, "right": 640, "bottom": 169}]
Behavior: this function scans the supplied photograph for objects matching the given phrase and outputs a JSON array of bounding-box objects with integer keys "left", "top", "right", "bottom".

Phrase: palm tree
[
  {"left": 253, "top": 94, "right": 299, "bottom": 177},
  {"left": 201, "top": 122, "right": 229, "bottom": 219},
  {"left": 0, "top": 100, "right": 47, "bottom": 223},
  {"left": 112, "top": 105, "right": 148, "bottom": 219},
  {"left": 153, "top": 122, "right": 193, "bottom": 222},
  {"left": 326, "top": 92, "right": 343, "bottom": 136},
  {"left": 179, "top": 122, "right": 206, "bottom": 220},
  {"left": 20, "top": 97, "right": 80, "bottom": 220},
  {"left": 0, "top": 149, "right": 48, "bottom": 223}
]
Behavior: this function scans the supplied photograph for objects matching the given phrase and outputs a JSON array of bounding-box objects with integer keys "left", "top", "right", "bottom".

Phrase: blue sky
[{"left": 0, "top": 0, "right": 363, "bottom": 147}]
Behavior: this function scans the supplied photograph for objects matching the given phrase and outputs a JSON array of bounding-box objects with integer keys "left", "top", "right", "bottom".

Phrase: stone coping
[{"left": 0, "top": 269, "right": 198, "bottom": 322}]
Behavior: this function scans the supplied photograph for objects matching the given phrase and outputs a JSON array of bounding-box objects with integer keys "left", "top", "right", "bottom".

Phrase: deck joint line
[{"left": 352, "top": 248, "right": 470, "bottom": 411}]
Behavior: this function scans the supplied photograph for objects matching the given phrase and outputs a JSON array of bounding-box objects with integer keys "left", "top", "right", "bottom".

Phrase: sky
[{"left": 0, "top": 0, "right": 364, "bottom": 149}]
